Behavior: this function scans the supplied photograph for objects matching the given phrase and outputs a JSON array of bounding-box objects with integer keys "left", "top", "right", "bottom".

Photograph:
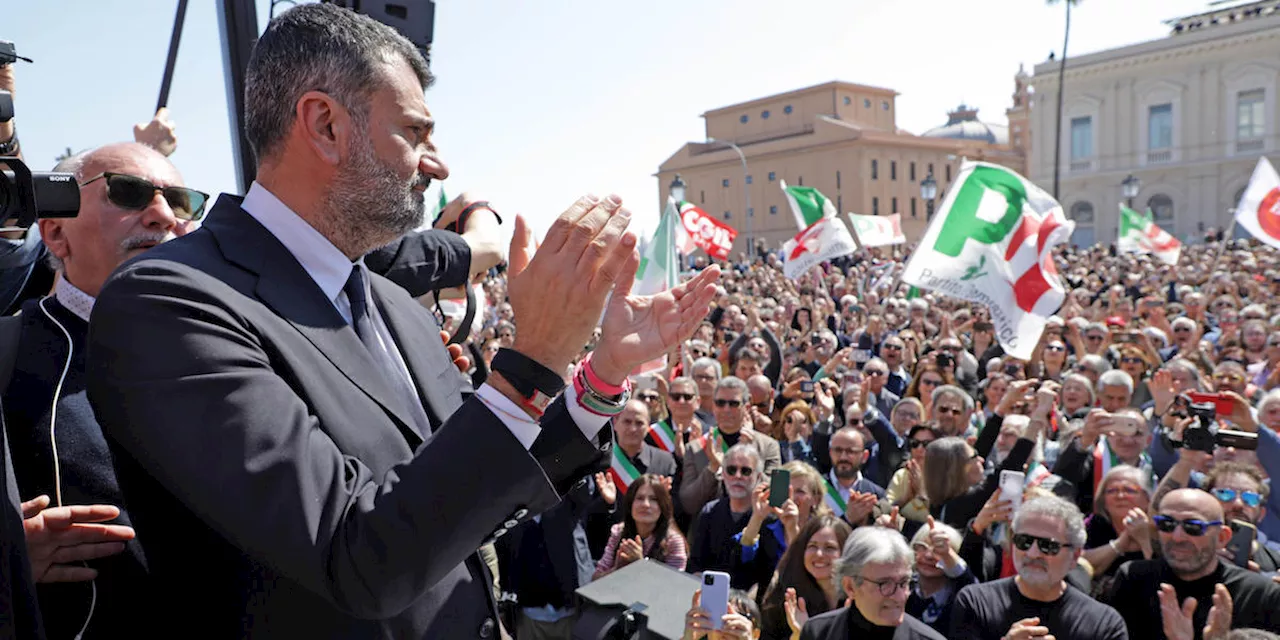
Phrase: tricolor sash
[
  {"left": 1092, "top": 436, "right": 1153, "bottom": 490},
  {"left": 823, "top": 478, "right": 848, "bottom": 516},
  {"left": 609, "top": 446, "right": 641, "bottom": 494},
  {"left": 649, "top": 420, "right": 677, "bottom": 453}
]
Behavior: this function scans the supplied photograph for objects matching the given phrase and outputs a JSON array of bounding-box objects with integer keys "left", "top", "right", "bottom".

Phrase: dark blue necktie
[{"left": 344, "top": 265, "right": 432, "bottom": 437}]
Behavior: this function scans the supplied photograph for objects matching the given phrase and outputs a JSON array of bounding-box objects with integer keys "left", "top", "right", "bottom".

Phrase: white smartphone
[
  {"left": 700, "top": 570, "right": 732, "bottom": 630},
  {"left": 999, "top": 470, "right": 1025, "bottom": 510}
]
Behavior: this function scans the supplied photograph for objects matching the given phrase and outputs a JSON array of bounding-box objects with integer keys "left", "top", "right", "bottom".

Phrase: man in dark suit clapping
[{"left": 83, "top": 4, "right": 718, "bottom": 638}]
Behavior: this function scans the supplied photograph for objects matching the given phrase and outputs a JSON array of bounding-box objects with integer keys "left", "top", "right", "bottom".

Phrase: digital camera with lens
[
  {"left": 0, "top": 156, "right": 80, "bottom": 229},
  {"left": 1181, "top": 399, "right": 1258, "bottom": 454}
]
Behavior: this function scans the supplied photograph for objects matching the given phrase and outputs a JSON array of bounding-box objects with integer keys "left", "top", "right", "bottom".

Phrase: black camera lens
[{"left": 703, "top": 575, "right": 713, "bottom": 585}]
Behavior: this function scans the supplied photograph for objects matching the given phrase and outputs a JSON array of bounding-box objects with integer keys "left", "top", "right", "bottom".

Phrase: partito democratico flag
[
  {"left": 1234, "top": 157, "right": 1280, "bottom": 250},
  {"left": 782, "top": 216, "right": 857, "bottom": 279},
  {"left": 901, "top": 162, "right": 1073, "bottom": 360}
]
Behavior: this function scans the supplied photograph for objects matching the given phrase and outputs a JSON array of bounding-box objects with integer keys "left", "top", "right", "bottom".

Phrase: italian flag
[
  {"left": 629, "top": 203, "right": 680, "bottom": 373},
  {"left": 649, "top": 420, "right": 677, "bottom": 453},
  {"left": 781, "top": 180, "right": 838, "bottom": 229},
  {"left": 609, "top": 445, "right": 641, "bottom": 494},
  {"left": 1118, "top": 204, "right": 1181, "bottom": 265},
  {"left": 822, "top": 478, "right": 847, "bottom": 517},
  {"left": 901, "top": 162, "right": 1074, "bottom": 360}
]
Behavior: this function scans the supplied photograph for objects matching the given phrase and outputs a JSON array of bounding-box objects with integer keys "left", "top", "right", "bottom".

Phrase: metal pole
[
  {"left": 709, "top": 139, "right": 750, "bottom": 260},
  {"left": 217, "top": 0, "right": 260, "bottom": 193},
  {"left": 1210, "top": 212, "right": 1237, "bottom": 273},
  {"left": 1052, "top": 0, "right": 1072, "bottom": 199},
  {"left": 156, "top": 0, "right": 190, "bottom": 113}
]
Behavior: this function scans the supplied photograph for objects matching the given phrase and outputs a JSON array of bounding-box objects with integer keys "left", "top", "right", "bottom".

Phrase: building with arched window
[{"left": 1029, "top": 0, "right": 1280, "bottom": 245}]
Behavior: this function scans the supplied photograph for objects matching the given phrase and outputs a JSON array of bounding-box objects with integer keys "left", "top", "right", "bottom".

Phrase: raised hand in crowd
[
  {"left": 844, "top": 491, "right": 879, "bottom": 527},
  {"left": 1158, "top": 582, "right": 1233, "bottom": 640},
  {"left": 784, "top": 587, "right": 809, "bottom": 637},
  {"left": 971, "top": 492, "right": 1014, "bottom": 537},
  {"left": 133, "top": 107, "right": 178, "bottom": 157},
  {"left": 594, "top": 472, "right": 617, "bottom": 506}
]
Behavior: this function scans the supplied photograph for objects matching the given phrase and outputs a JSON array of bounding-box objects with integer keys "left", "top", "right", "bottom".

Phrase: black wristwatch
[
  {"left": 491, "top": 348, "right": 564, "bottom": 414},
  {"left": 0, "top": 131, "right": 18, "bottom": 157}
]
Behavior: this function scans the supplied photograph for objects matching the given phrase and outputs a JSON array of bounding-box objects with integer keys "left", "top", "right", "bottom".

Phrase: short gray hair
[
  {"left": 716, "top": 376, "right": 749, "bottom": 403},
  {"left": 1013, "top": 495, "right": 1086, "bottom": 549},
  {"left": 692, "top": 357, "right": 722, "bottom": 379},
  {"left": 1257, "top": 389, "right": 1280, "bottom": 420},
  {"left": 1078, "top": 354, "right": 1112, "bottom": 376},
  {"left": 244, "top": 3, "right": 432, "bottom": 164},
  {"left": 834, "top": 526, "right": 913, "bottom": 584},
  {"left": 1062, "top": 373, "right": 1096, "bottom": 404},
  {"left": 724, "top": 443, "right": 763, "bottom": 476},
  {"left": 1098, "top": 369, "right": 1134, "bottom": 395},
  {"left": 931, "top": 384, "right": 974, "bottom": 413}
]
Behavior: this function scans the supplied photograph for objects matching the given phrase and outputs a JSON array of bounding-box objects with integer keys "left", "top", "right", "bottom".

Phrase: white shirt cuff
[
  {"left": 474, "top": 382, "right": 612, "bottom": 451},
  {"left": 475, "top": 383, "right": 541, "bottom": 450},
  {"left": 564, "top": 382, "right": 612, "bottom": 442}
]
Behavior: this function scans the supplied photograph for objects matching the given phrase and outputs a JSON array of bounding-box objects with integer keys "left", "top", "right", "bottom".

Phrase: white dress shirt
[
  {"left": 827, "top": 469, "right": 864, "bottom": 504},
  {"left": 53, "top": 276, "right": 95, "bottom": 323},
  {"left": 240, "top": 182, "right": 607, "bottom": 449}
]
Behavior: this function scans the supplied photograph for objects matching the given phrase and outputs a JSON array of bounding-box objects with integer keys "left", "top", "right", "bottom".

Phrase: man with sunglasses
[
  {"left": 951, "top": 496, "right": 1128, "bottom": 640},
  {"left": 1105, "top": 489, "right": 1280, "bottom": 639},
  {"left": 880, "top": 336, "right": 912, "bottom": 398},
  {"left": 1203, "top": 463, "right": 1280, "bottom": 573},
  {"left": 1, "top": 141, "right": 203, "bottom": 638},
  {"left": 679, "top": 377, "right": 780, "bottom": 518}
]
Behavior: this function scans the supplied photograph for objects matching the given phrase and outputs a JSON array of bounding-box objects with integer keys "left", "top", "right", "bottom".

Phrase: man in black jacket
[{"left": 1104, "top": 488, "right": 1280, "bottom": 639}]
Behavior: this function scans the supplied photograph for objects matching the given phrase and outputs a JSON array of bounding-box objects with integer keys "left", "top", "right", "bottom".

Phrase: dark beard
[
  {"left": 834, "top": 462, "right": 859, "bottom": 480},
  {"left": 323, "top": 133, "right": 428, "bottom": 255}
]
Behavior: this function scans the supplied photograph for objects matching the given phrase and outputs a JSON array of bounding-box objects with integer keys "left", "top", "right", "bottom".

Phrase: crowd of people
[
  {"left": 6, "top": 5, "right": 1280, "bottom": 640},
  {"left": 468, "top": 230, "right": 1280, "bottom": 639}
]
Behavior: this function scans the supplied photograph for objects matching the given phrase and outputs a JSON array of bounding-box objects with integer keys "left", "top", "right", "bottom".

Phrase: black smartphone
[
  {"left": 1228, "top": 520, "right": 1256, "bottom": 568},
  {"left": 769, "top": 469, "right": 791, "bottom": 508},
  {"left": 800, "top": 380, "right": 815, "bottom": 393}
]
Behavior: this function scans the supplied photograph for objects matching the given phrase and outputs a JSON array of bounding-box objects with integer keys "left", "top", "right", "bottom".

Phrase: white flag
[
  {"left": 1234, "top": 157, "right": 1280, "bottom": 250},
  {"left": 782, "top": 217, "right": 856, "bottom": 279},
  {"left": 901, "top": 162, "right": 1073, "bottom": 360},
  {"left": 848, "top": 213, "right": 906, "bottom": 247}
]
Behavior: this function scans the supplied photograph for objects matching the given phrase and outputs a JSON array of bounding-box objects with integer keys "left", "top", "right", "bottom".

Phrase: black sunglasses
[
  {"left": 908, "top": 438, "right": 933, "bottom": 449},
  {"left": 1153, "top": 515, "right": 1223, "bottom": 536},
  {"left": 80, "top": 173, "right": 209, "bottom": 222},
  {"left": 1012, "top": 533, "right": 1072, "bottom": 556},
  {"left": 668, "top": 392, "right": 696, "bottom": 402},
  {"left": 724, "top": 465, "right": 754, "bottom": 477},
  {"left": 715, "top": 399, "right": 743, "bottom": 408}
]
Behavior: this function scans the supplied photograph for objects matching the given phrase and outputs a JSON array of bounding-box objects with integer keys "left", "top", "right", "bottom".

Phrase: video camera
[
  {"left": 1178, "top": 396, "right": 1258, "bottom": 454},
  {"left": 0, "top": 70, "right": 81, "bottom": 228}
]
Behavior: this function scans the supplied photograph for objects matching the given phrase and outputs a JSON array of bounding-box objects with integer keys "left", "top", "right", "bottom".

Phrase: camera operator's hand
[
  {"left": 133, "top": 107, "right": 177, "bottom": 157},
  {"left": 997, "top": 379, "right": 1039, "bottom": 417},
  {"left": 1221, "top": 391, "right": 1259, "bottom": 432}
]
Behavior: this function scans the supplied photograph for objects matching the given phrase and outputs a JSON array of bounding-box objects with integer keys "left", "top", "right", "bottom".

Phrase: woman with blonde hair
[{"left": 778, "top": 401, "right": 820, "bottom": 467}]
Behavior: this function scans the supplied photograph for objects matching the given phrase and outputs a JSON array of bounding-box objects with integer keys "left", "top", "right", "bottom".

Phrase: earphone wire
[{"left": 37, "top": 295, "right": 96, "bottom": 640}]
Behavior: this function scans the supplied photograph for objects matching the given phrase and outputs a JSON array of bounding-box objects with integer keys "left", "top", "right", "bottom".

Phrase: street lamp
[
  {"left": 669, "top": 174, "right": 687, "bottom": 204},
  {"left": 707, "top": 137, "right": 751, "bottom": 259},
  {"left": 921, "top": 170, "right": 938, "bottom": 221},
  {"left": 1121, "top": 174, "right": 1140, "bottom": 209}
]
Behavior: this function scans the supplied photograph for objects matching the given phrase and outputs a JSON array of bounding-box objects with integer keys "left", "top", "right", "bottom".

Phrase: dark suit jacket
[
  {"left": 85, "top": 196, "right": 609, "bottom": 638},
  {"left": 627, "top": 443, "right": 678, "bottom": 478},
  {"left": 799, "top": 605, "right": 945, "bottom": 639}
]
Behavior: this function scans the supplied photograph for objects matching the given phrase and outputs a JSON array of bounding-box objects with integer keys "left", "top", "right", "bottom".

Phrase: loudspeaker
[
  {"left": 322, "top": 1, "right": 436, "bottom": 55},
  {"left": 574, "top": 560, "right": 700, "bottom": 640}
]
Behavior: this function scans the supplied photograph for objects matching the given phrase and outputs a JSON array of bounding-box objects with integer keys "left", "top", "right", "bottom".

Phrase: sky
[{"left": 6, "top": 0, "right": 1215, "bottom": 239}]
